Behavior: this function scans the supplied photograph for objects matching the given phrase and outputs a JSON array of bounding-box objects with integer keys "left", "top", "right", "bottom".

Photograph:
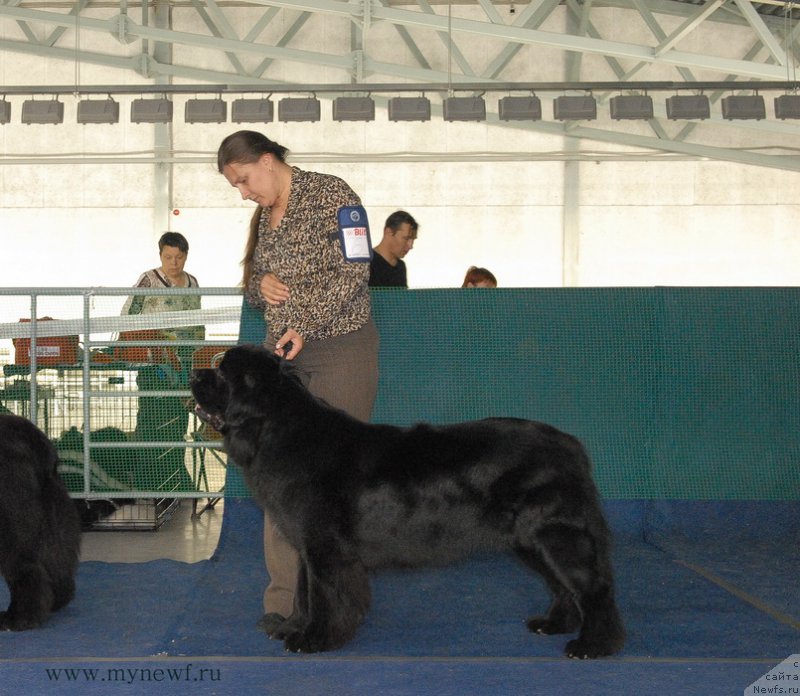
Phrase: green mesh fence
[
  {"left": 0, "top": 288, "right": 238, "bottom": 518},
  {"left": 366, "top": 288, "right": 800, "bottom": 501},
  {"left": 1, "top": 287, "right": 798, "bottom": 504}
]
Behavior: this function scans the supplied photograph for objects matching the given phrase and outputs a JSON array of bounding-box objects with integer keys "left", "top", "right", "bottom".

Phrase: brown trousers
[{"left": 262, "top": 318, "right": 379, "bottom": 617}]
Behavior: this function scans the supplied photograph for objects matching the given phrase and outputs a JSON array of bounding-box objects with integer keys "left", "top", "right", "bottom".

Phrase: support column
[
  {"left": 152, "top": 0, "right": 173, "bottom": 236},
  {"left": 561, "top": 0, "right": 592, "bottom": 288}
]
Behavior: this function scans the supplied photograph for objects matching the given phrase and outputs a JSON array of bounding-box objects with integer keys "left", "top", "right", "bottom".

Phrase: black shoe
[{"left": 256, "top": 612, "right": 286, "bottom": 635}]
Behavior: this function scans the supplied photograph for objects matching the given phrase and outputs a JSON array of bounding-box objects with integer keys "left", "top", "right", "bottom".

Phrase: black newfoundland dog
[
  {"left": 0, "top": 414, "right": 81, "bottom": 630},
  {"left": 191, "top": 345, "right": 625, "bottom": 658}
]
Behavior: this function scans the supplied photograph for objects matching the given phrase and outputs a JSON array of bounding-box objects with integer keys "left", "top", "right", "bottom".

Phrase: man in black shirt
[{"left": 368, "top": 210, "right": 418, "bottom": 288}]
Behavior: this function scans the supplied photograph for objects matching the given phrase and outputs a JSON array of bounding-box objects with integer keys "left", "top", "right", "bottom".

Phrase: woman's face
[
  {"left": 160, "top": 245, "right": 187, "bottom": 280},
  {"left": 222, "top": 154, "right": 279, "bottom": 207}
]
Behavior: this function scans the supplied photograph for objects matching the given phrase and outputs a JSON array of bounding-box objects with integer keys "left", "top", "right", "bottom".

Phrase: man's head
[{"left": 381, "top": 210, "right": 418, "bottom": 262}]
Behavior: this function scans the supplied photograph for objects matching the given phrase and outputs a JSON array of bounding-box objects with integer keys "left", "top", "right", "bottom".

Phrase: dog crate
[
  {"left": 0, "top": 360, "right": 226, "bottom": 531},
  {"left": 0, "top": 287, "right": 241, "bottom": 531}
]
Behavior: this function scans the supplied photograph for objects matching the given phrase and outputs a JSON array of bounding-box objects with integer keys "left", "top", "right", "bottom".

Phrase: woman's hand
[
  {"left": 275, "top": 330, "right": 304, "bottom": 360},
  {"left": 260, "top": 273, "right": 290, "bottom": 306}
]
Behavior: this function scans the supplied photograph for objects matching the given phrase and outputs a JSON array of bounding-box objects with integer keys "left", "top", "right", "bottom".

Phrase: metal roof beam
[
  {"left": 0, "top": 2, "right": 795, "bottom": 81},
  {"left": 482, "top": 0, "right": 562, "bottom": 80},
  {"left": 731, "top": 0, "right": 788, "bottom": 65},
  {"left": 413, "top": 0, "right": 476, "bottom": 77},
  {"left": 190, "top": 0, "right": 249, "bottom": 77},
  {"left": 655, "top": 0, "right": 726, "bottom": 56}
]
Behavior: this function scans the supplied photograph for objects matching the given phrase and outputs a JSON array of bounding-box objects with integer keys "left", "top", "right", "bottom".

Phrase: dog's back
[{"left": 352, "top": 417, "right": 606, "bottom": 568}]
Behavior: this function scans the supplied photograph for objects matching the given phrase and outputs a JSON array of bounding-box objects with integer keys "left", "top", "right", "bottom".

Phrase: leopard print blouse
[{"left": 245, "top": 167, "right": 372, "bottom": 342}]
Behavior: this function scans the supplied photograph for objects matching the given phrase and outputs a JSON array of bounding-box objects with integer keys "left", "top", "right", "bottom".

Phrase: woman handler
[{"left": 217, "top": 130, "right": 379, "bottom": 634}]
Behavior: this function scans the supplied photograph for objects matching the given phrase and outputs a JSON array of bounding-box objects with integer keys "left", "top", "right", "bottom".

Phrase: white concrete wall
[{"left": 1, "top": 5, "right": 800, "bottom": 292}]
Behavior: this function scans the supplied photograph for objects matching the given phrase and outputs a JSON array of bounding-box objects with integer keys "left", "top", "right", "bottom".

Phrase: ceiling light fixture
[
  {"left": 609, "top": 94, "right": 653, "bottom": 120},
  {"left": 131, "top": 97, "right": 173, "bottom": 123},
  {"left": 278, "top": 96, "right": 321, "bottom": 122},
  {"left": 498, "top": 95, "right": 542, "bottom": 121},
  {"left": 721, "top": 94, "right": 766, "bottom": 120},
  {"left": 387, "top": 96, "right": 431, "bottom": 122},
  {"left": 665, "top": 94, "right": 711, "bottom": 120},
  {"left": 332, "top": 96, "right": 375, "bottom": 122},
  {"left": 21, "top": 98, "right": 64, "bottom": 125},
  {"left": 185, "top": 97, "right": 227, "bottom": 124},
  {"left": 231, "top": 98, "right": 274, "bottom": 123},
  {"left": 77, "top": 97, "right": 119, "bottom": 124},
  {"left": 443, "top": 95, "right": 486, "bottom": 122},
  {"left": 553, "top": 95, "right": 597, "bottom": 121},
  {"left": 773, "top": 93, "right": 800, "bottom": 119}
]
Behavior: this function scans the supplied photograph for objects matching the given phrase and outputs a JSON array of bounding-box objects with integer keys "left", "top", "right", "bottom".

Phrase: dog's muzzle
[{"left": 194, "top": 404, "right": 226, "bottom": 433}]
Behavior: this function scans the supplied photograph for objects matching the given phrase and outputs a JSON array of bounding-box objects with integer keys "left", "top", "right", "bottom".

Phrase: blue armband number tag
[{"left": 336, "top": 205, "right": 372, "bottom": 262}]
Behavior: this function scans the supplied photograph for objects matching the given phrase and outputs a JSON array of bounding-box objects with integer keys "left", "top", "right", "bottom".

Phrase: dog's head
[{"left": 190, "top": 344, "right": 301, "bottom": 433}]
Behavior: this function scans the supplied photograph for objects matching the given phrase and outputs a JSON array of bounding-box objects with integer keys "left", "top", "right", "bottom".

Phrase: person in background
[
  {"left": 461, "top": 266, "right": 498, "bottom": 288},
  {"left": 368, "top": 210, "right": 418, "bottom": 288},
  {"left": 217, "top": 130, "right": 379, "bottom": 637},
  {"left": 121, "top": 231, "right": 203, "bottom": 492},
  {"left": 122, "top": 231, "right": 205, "bottom": 362}
]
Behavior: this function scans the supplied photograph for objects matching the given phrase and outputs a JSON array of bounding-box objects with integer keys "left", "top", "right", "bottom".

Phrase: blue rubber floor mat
[{"left": 2, "top": 498, "right": 795, "bottom": 662}]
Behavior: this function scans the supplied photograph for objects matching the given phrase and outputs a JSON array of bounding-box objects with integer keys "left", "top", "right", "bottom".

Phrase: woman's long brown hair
[{"left": 241, "top": 206, "right": 262, "bottom": 288}]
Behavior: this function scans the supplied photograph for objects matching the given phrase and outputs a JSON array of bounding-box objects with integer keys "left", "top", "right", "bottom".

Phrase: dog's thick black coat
[
  {"left": 191, "top": 345, "right": 625, "bottom": 658},
  {"left": 0, "top": 414, "right": 81, "bottom": 630}
]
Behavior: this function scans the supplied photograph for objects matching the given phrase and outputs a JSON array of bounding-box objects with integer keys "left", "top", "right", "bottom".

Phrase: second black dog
[
  {"left": 0, "top": 414, "right": 81, "bottom": 630},
  {"left": 191, "top": 345, "right": 625, "bottom": 658}
]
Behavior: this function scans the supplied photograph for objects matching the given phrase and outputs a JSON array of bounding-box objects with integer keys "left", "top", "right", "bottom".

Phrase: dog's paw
[
  {"left": 256, "top": 612, "right": 288, "bottom": 638},
  {"left": 527, "top": 615, "right": 577, "bottom": 635},
  {"left": 0, "top": 611, "right": 40, "bottom": 632},
  {"left": 283, "top": 629, "right": 328, "bottom": 654},
  {"left": 564, "top": 637, "right": 618, "bottom": 659}
]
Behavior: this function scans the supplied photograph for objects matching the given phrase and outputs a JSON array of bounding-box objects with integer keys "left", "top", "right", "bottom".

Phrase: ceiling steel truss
[{"left": 2, "top": 0, "right": 800, "bottom": 170}]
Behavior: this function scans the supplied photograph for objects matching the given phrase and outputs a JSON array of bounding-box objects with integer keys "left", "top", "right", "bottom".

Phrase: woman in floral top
[
  {"left": 217, "top": 130, "right": 379, "bottom": 634},
  {"left": 121, "top": 231, "right": 203, "bottom": 491},
  {"left": 121, "top": 231, "right": 204, "bottom": 349}
]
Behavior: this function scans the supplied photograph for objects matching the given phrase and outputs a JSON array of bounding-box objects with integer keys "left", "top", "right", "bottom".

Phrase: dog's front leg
[
  {"left": 282, "top": 552, "right": 371, "bottom": 653},
  {"left": 267, "top": 560, "right": 311, "bottom": 643}
]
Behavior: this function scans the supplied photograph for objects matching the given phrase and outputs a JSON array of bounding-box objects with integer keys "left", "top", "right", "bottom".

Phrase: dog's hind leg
[
  {"left": 515, "top": 546, "right": 582, "bottom": 635},
  {"left": 518, "top": 523, "right": 625, "bottom": 659},
  {"left": 0, "top": 557, "right": 54, "bottom": 631}
]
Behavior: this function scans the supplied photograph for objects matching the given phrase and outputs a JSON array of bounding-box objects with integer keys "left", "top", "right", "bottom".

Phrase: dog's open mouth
[{"left": 194, "top": 404, "right": 226, "bottom": 433}]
